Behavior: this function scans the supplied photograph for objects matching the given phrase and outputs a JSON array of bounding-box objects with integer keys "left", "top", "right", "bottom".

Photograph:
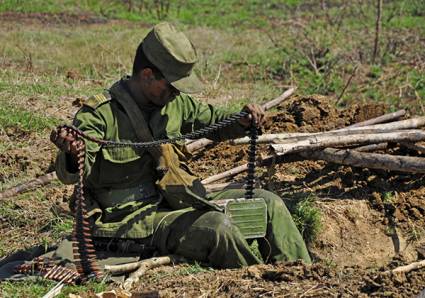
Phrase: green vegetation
[
  {"left": 382, "top": 191, "right": 396, "bottom": 205},
  {"left": 0, "top": 104, "right": 59, "bottom": 132},
  {"left": 292, "top": 196, "right": 322, "bottom": 244},
  {"left": 1, "top": 0, "right": 423, "bottom": 111},
  {"left": 0, "top": 0, "right": 302, "bottom": 28},
  {"left": 0, "top": 279, "right": 107, "bottom": 298},
  {"left": 175, "top": 262, "right": 213, "bottom": 276}
]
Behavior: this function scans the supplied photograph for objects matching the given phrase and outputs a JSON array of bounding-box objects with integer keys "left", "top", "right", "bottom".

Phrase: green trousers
[
  {"left": 151, "top": 189, "right": 311, "bottom": 268},
  {"left": 0, "top": 189, "right": 310, "bottom": 281}
]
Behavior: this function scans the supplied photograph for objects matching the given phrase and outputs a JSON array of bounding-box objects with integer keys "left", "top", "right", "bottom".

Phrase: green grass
[
  {"left": 1, "top": 1, "right": 423, "bottom": 112},
  {"left": 39, "top": 216, "right": 74, "bottom": 239},
  {"left": 0, "top": 279, "right": 107, "bottom": 298},
  {"left": 0, "top": 0, "right": 303, "bottom": 28},
  {"left": 0, "top": 103, "right": 59, "bottom": 132},
  {"left": 382, "top": 191, "right": 396, "bottom": 205},
  {"left": 175, "top": 261, "right": 213, "bottom": 276},
  {"left": 292, "top": 196, "right": 322, "bottom": 244}
]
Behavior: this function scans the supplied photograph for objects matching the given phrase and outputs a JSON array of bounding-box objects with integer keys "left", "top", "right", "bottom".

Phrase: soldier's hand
[
  {"left": 50, "top": 128, "right": 80, "bottom": 156},
  {"left": 238, "top": 104, "right": 265, "bottom": 128}
]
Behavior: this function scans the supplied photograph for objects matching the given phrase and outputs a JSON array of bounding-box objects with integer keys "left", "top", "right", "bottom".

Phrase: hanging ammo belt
[{"left": 15, "top": 111, "right": 261, "bottom": 284}]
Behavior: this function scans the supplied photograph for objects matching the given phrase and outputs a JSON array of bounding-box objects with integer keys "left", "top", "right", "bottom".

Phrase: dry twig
[
  {"left": 0, "top": 172, "right": 58, "bottom": 200},
  {"left": 383, "top": 259, "right": 425, "bottom": 275},
  {"left": 121, "top": 255, "right": 184, "bottom": 290}
]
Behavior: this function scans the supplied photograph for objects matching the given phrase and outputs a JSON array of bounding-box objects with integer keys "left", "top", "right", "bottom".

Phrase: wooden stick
[
  {"left": 122, "top": 255, "right": 183, "bottom": 290},
  {"left": 336, "top": 64, "right": 358, "bottom": 105},
  {"left": 186, "top": 138, "right": 215, "bottom": 152},
  {"left": 204, "top": 182, "right": 245, "bottom": 192},
  {"left": 232, "top": 132, "right": 312, "bottom": 145},
  {"left": 201, "top": 154, "right": 292, "bottom": 185},
  {"left": 105, "top": 261, "right": 141, "bottom": 275},
  {"left": 0, "top": 172, "right": 58, "bottom": 200},
  {"left": 271, "top": 130, "right": 425, "bottom": 156},
  {"left": 186, "top": 88, "right": 296, "bottom": 153},
  {"left": 300, "top": 148, "right": 425, "bottom": 173},
  {"left": 201, "top": 164, "right": 248, "bottom": 185},
  {"left": 372, "top": 0, "right": 383, "bottom": 64},
  {"left": 383, "top": 259, "right": 425, "bottom": 275},
  {"left": 354, "top": 142, "right": 388, "bottom": 152},
  {"left": 346, "top": 109, "right": 406, "bottom": 128},
  {"left": 261, "top": 87, "right": 296, "bottom": 110},
  {"left": 42, "top": 281, "right": 64, "bottom": 298}
]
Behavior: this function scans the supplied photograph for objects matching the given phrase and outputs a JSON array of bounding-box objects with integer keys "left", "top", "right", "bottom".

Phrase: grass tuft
[{"left": 292, "top": 196, "right": 322, "bottom": 244}]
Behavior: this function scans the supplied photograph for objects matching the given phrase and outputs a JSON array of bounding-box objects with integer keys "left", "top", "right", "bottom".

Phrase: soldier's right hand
[{"left": 50, "top": 128, "right": 80, "bottom": 156}]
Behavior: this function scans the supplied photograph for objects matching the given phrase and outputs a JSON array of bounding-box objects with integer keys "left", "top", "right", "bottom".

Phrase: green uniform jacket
[{"left": 56, "top": 77, "right": 246, "bottom": 239}]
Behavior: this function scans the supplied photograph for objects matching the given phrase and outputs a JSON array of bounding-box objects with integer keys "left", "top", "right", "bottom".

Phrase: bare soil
[
  {"left": 134, "top": 260, "right": 425, "bottom": 297},
  {"left": 0, "top": 12, "right": 108, "bottom": 25}
]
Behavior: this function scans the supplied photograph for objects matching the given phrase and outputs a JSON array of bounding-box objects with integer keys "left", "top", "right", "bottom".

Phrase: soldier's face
[{"left": 148, "top": 77, "right": 180, "bottom": 107}]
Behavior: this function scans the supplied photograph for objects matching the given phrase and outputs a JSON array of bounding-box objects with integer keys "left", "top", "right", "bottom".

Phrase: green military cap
[{"left": 142, "top": 22, "right": 204, "bottom": 94}]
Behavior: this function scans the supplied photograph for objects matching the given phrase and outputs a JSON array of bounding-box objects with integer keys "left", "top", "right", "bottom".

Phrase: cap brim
[{"left": 167, "top": 71, "right": 204, "bottom": 94}]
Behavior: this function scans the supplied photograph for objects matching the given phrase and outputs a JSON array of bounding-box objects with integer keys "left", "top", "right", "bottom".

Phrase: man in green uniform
[{"left": 49, "top": 22, "right": 311, "bottom": 269}]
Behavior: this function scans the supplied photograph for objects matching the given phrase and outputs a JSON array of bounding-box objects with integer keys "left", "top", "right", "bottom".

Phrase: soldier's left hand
[{"left": 238, "top": 104, "right": 265, "bottom": 128}]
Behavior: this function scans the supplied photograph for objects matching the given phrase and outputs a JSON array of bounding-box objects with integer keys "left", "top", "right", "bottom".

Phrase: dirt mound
[
  {"left": 262, "top": 95, "right": 387, "bottom": 133},
  {"left": 310, "top": 200, "right": 399, "bottom": 268}
]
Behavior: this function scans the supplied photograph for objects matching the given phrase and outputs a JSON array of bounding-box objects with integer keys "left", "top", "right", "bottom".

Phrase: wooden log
[
  {"left": 346, "top": 109, "right": 406, "bottom": 128},
  {"left": 0, "top": 172, "right": 58, "bottom": 200},
  {"left": 299, "top": 148, "right": 425, "bottom": 174},
  {"left": 186, "top": 88, "right": 296, "bottom": 153},
  {"left": 343, "top": 116, "right": 425, "bottom": 131},
  {"left": 232, "top": 117, "right": 425, "bottom": 145},
  {"left": 271, "top": 130, "right": 425, "bottom": 156}
]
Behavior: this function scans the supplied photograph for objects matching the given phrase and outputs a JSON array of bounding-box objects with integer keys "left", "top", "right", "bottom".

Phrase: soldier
[{"left": 48, "top": 22, "right": 311, "bottom": 269}]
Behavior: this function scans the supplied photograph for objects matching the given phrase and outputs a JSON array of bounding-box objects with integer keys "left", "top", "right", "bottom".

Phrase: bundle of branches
[
  {"left": 201, "top": 111, "right": 425, "bottom": 188},
  {"left": 268, "top": 116, "right": 425, "bottom": 173}
]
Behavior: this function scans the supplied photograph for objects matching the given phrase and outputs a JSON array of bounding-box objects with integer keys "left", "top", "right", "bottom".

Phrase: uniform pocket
[
  {"left": 98, "top": 147, "right": 154, "bottom": 186},
  {"left": 101, "top": 146, "right": 141, "bottom": 163}
]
